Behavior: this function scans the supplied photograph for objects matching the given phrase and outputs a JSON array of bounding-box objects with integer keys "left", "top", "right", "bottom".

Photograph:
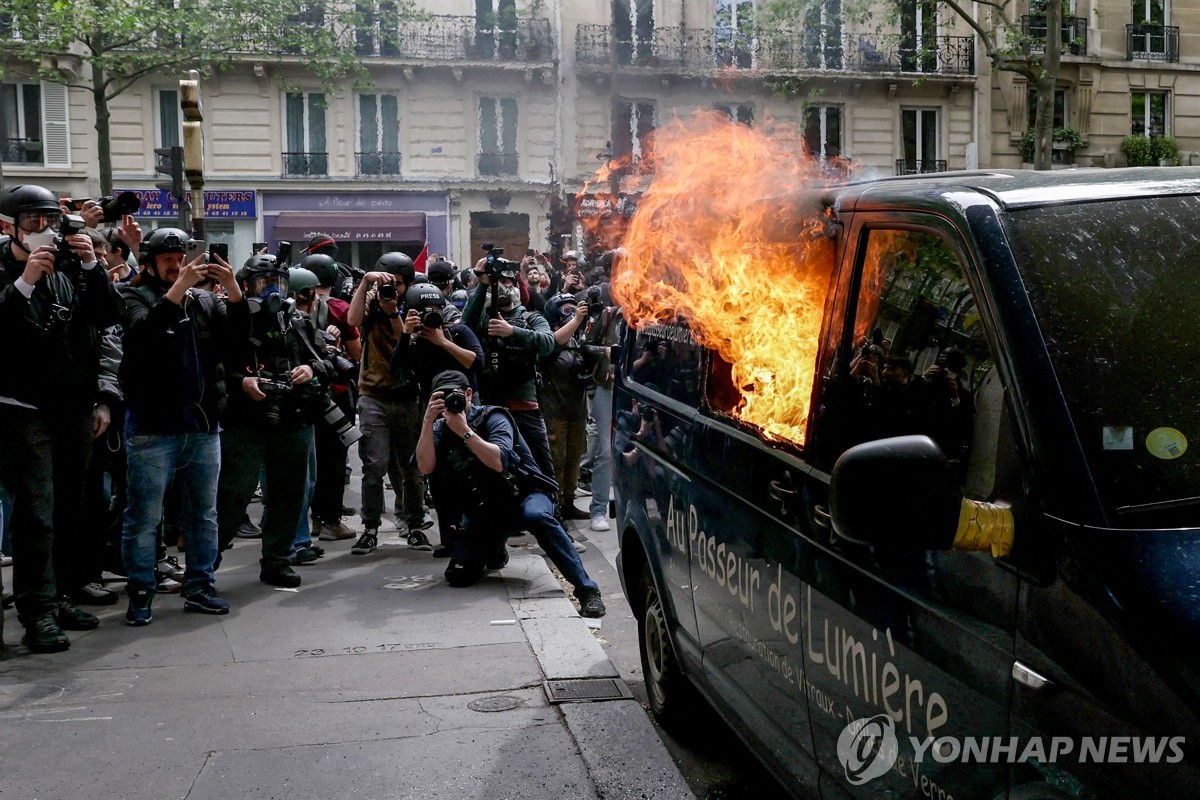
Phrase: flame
[{"left": 610, "top": 110, "right": 849, "bottom": 445}]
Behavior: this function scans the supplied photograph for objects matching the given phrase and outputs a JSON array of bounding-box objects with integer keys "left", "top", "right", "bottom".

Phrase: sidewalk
[{"left": 0, "top": 528, "right": 692, "bottom": 799}]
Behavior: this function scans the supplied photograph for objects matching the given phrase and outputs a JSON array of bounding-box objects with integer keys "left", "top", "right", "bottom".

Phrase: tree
[
  {"left": 764, "top": 0, "right": 1070, "bottom": 170},
  {"left": 0, "top": 0, "right": 417, "bottom": 194}
]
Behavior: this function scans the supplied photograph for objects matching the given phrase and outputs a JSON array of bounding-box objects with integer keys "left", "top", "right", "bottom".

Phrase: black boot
[
  {"left": 260, "top": 565, "right": 302, "bottom": 588},
  {"left": 22, "top": 613, "right": 71, "bottom": 653}
]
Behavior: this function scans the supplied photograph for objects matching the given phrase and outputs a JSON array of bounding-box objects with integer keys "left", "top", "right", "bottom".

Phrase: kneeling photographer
[
  {"left": 215, "top": 254, "right": 333, "bottom": 589},
  {"left": 415, "top": 371, "right": 605, "bottom": 618}
]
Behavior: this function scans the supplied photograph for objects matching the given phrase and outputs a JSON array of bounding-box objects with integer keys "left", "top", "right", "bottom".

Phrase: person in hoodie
[{"left": 118, "top": 228, "right": 248, "bottom": 626}]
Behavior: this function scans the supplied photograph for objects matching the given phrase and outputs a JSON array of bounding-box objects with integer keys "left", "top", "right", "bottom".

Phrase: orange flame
[{"left": 611, "top": 111, "right": 846, "bottom": 445}]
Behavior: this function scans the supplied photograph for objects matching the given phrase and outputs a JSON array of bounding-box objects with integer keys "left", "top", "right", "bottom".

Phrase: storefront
[
  {"left": 118, "top": 188, "right": 258, "bottom": 262},
  {"left": 261, "top": 191, "right": 451, "bottom": 270}
]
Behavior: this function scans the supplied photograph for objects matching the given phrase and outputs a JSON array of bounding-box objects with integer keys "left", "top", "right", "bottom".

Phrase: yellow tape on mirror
[{"left": 952, "top": 499, "right": 1015, "bottom": 558}]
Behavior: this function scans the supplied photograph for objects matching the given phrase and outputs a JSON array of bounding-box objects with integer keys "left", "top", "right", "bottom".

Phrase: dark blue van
[{"left": 614, "top": 168, "right": 1200, "bottom": 799}]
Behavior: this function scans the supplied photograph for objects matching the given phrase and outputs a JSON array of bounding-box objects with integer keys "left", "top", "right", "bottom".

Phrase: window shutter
[{"left": 40, "top": 81, "right": 70, "bottom": 168}]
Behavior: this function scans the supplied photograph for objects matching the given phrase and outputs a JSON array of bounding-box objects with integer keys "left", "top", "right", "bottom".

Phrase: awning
[{"left": 269, "top": 211, "right": 427, "bottom": 243}]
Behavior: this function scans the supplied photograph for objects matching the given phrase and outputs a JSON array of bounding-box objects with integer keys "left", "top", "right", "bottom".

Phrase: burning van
[{"left": 612, "top": 166, "right": 1200, "bottom": 800}]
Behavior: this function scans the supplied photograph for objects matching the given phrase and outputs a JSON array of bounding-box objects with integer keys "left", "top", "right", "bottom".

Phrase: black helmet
[
  {"left": 139, "top": 227, "right": 190, "bottom": 266},
  {"left": 404, "top": 283, "right": 446, "bottom": 310},
  {"left": 0, "top": 184, "right": 60, "bottom": 225},
  {"left": 428, "top": 260, "right": 456, "bottom": 285},
  {"left": 544, "top": 292, "right": 580, "bottom": 330},
  {"left": 243, "top": 253, "right": 283, "bottom": 275},
  {"left": 411, "top": 273, "right": 430, "bottom": 285},
  {"left": 375, "top": 251, "right": 415, "bottom": 284},
  {"left": 301, "top": 252, "right": 338, "bottom": 287}
]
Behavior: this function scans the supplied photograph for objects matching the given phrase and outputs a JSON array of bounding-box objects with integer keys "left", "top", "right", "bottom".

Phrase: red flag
[{"left": 414, "top": 243, "right": 429, "bottom": 273}]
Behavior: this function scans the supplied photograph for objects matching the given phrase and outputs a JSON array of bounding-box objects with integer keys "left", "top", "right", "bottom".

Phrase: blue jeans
[
  {"left": 0, "top": 482, "right": 12, "bottom": 557},
  {"left": 122, "top": 432, "right": 221, "bottom": 595},
  {"left": 292, "top": 435, "right": 319, "bottom": 553},
  {"left": 589, "top": 385, "right": 614, "bottom": 518},
  {"left": 457, "top": 491, "right": 598, "bottom": 595}
]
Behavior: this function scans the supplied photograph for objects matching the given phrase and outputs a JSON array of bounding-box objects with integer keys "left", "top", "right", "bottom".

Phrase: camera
[
  {"left": 378, "top": 284, "right": 398, "bottom": 302},
  {"left": 419, "top": 307, "right": 443, "bottom": 328},
  {"left": 321, "top": 398, "right": 362, "bottom": 447},
  {"left": 320, "top": 332, "right": 359, "bottom": 383},
  {"left": 444, "top": 388, "right": 468, "bottom": 414},
  {"left": 256, "top": 372, "right": 294, "bottom": 426},
  {"left": 54, "top": 213, "right": 87, "bottom": 273},
  {"left": 585, "top": 284, "right": 602, "bottom": 311},
  {"left": 98, "top": 192, "right": 141, "bottom": 223}
]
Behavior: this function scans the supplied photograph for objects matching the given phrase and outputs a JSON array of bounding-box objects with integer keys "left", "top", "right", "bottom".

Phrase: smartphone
[
  {"left": 252, "top": 241, "right": 267, "bottom": 255},
  {"left": 277, "top": 241, "right": 293, "bottom": 266},
  {"left": 185, "top": 239, "right": 206, "bottom": 262},
  {"left": 526, "top": 248, "right": 536, "bottom": 258},
  {"left": 209, "top": 242, "right": 229, "bottom": 263}
]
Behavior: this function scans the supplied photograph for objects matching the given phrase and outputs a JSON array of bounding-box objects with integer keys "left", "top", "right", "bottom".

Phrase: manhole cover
[
  {"left": 544, "top": 678, "right": 632, "bottom": 704},
  {"left": 468, "top": 695, "right": 524, "bottom": 713}
]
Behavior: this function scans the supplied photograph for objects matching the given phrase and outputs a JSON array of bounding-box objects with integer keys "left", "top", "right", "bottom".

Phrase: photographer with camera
[
  {"left": 302, "top": 234, "right": 359, "bottom": 301},
  {"left": 296, "top": 253, "right": 362, "bottom": 543},
  {"left": 346, "top": 252, "right": 432, "bottom": 555},
  {"left": 118, "top": 228, "right": 247, "bottom": 625},
  {"left": 416, "top": 371, "right": 605, "bottom": 617},
  {"left": 0, "top": 183, "right": 123, "bottom": 652},
  {"left": 215, "top": 254, "right": 333, "bottom": 589}
]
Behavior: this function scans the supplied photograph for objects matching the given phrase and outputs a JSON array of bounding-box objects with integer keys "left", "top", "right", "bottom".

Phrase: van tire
[{"left": 638, "top": 569, "right": 698, "bottom": 729}]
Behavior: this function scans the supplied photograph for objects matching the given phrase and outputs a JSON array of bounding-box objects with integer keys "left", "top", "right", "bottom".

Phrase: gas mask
[{"left": 497, "top": 284, "right": 521, "bottom": 310}]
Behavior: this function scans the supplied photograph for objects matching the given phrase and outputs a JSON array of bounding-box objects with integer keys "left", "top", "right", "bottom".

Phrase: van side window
[
  {"left": 627, "top": 319, "right": 705, "bottom": 408},
  {"left": 844, "top": 229, "right": 997, "bottom": 483}
]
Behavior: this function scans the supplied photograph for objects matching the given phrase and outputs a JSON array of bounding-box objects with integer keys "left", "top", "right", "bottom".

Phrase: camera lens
[
  {"left": 379, "top": 284, "right": 397, "bottom": 301},
  {"left": 444, "top": 389, "right": 467, "bottom": 414}
]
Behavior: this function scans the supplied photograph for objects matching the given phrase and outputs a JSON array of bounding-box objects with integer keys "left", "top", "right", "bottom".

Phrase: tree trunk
[
  {"left": 1033, "top": 0, "right": 1063, "bottom": 170},
  {"left": 93, "top": 65, "right": 113, "bottom": 196}
]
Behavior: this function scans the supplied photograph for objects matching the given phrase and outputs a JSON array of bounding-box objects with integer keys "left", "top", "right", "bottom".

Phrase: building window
[
  {"left": 158, "top": 89, "right": 181, "bottom": 148},
  {"left": 284, "top": 92, "right": 327, "bottom": 176},
  {"left": 714, "top": 103, "right": 754, "bottom": 125},
  {"left": 613, "top": 99, "right": 656, "bottom": 163},
  {"left": 613, "top": 0, "right": 654, "bottom": 65},
  {"left": 1131, "top": 91, "right": 1168, "bottom": 136},
  {"left": 358, "top": 93, "right": 400, "bottom": 176},
  {"left": 900, "top": 0, "right": 938, "bottom": 72},
  {"left": 475, "top": 0, "right": 517, "bottom": 59},
  {"left": 803, "top": 0, "right": 843, "bottom": 69},
  {"left": 355, "top": 0, "right": 400, "bottom": 56},
  {"left": 804, "top": 105, "right": 842, "bottom": 159},
  {"left": 478, "top": 96, "right": 518, "bottom": 176},
  {"left": 0, "top": 82, "right": 42, "bottom": 164},
  {"left": 900, "top": 108, "right": 942, "bottom": 173},
  {"left": 1026, "top": 87, "right": 1067, "bottom": 131},
  {"left": 715, "top": 0, "right": 755, "bottom": 68}
]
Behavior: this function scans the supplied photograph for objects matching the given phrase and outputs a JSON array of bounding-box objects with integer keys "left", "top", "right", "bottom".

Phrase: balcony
[
  {"left": 576, "top": 24, "right": 974, "bottom": 76},
  {"left": 1127, "top": 24, "right": 1179, "bottom": 62},
  {"left": 477, "top": 152, "right": 518, "bottom": 177},
  {"left": 356, "top": 151, "right": 401, "bottom": 176},
  {"left": 896, "top": 159, "right": 948, "bottom": 175},
  {"left": 1020, "top": 15, "right": 1087, "bottom": 55},
  {"left": 282, "top": 151, "right": 328, "bottom": 176},
  {"left": 353, "top": 14, "right": 552, "bottom": 62},
  {"left": 1, "top": 137, "right": 42, "bottom": 164}
]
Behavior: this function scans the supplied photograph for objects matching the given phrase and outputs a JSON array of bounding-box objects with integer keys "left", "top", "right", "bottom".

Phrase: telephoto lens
[
  {"left": 378, "top": 284, "right": 398, "bottom": 301},
  {"left": 444, "top": 388, "right": 467, "bottom": 414}
]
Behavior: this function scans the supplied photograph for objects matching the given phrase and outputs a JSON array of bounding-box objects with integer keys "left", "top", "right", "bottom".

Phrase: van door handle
[
  {"left": 1012, "top": 661, "right": 1052, "bottom": 690},
  {"left": 813, "top": 504, "right": 832, "bottom": 528},
  {"left": 769, "top": 471, "right": 798, "bottom": 515}
]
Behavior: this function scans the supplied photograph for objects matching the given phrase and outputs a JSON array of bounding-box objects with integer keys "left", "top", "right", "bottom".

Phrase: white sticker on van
[{"left": 1102, "top": 426, "right": 1134, "bottom": 451}]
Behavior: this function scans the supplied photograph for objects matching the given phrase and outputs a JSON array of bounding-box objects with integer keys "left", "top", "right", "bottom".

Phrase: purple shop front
[{"left": 261, "top": 192, "right": 450, "bottom": 256}]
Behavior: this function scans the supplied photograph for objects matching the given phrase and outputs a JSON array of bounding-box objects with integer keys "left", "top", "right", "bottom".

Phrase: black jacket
[
  {"left": 119, "top": 276, "right": 249, "bottom": 434},
  {"left": 0, "top": 237, "right": 123, "bottom": 413}
]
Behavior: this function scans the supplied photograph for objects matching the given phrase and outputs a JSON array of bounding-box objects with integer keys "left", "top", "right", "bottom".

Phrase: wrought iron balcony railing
[
  {"left": 357, "top": 151, "right": 401, "bottom": 175},
  {"left": 477, "top": 152, "right": 518, "bottom": 177},
  {"left": 1020, "top": 15, "right": 1087, "bottom": 55},
  {"left": 896, "top": 159, "right": 948, "bottom": 175},
  {"left": 1, "top": 137, "right": 43, "bottom": 164},
  {"left": 283, "top": 151, "right": 328, "bottom": 176},
  {"left": 1126, "top": 24, "right": 1179, "bottom": 62},
  {"left": 576, "top": 24, "right": 974, "bottom": 76},
  {"left": 354, "top": 14, "right": 552, "bottom": 62}
]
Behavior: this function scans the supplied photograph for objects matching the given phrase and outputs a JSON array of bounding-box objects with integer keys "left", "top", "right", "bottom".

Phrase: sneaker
[
  {"left": 293, "top": 546, "right": 322, "bottom": 566},
  {"left": 578, "top": 590, "right": 607, "bottom": 619},
  {"left": 575, "top": 485, "right": 592, "bottom": 497},
  {"left": 235, "top": 519, "right": 262, "bottom": 538},
  {"left": 432, "top": 544, "right": 454, "bottom": 558},
  {"left": 260, "top": 565, "right": 302, "bottom": 588},
  {"left": 156, "top": 555, "right": 186, "bottom": 581},
  {"left": 54, "top": 599, "right": 100, "bottom": 630},
  {"left": 23, "top": 613, "right": 71, "bottom": 652},
  {"left": 68, "top": 582, "right": 120, "bottom": 606},
  {"left": 351, "top": 530, "right": 378, "bottom": 555},
  {"left": 125, "top": 588, "right": 154, "bottom": 627},
  {"left": 406, "top": 530, "right": 433, "bottom": 551},
  {"left": 318, "top": 521, "right": 356, "bottom": 541},
  {"left": 570, "top": 536, "right": 588, "bottom": 554},
  {"left": 157, "top": 575, "right": 183, "bottom": 593},
  {"left": 0, "top": 555, "right": 12, "bottom": 567},
  {"left": 589, "top": 516, "right": 611, "bottom": 532},
  {"left": 341, "top": 505, "right": 355, "bottom": 516},
  {"left": 183, "top": 586, "right": 230, "bottom": 615}
]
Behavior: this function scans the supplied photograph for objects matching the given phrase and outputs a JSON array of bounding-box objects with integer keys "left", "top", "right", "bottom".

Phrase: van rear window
[{"left": 1004, "top": 196, "right": 1200, "bottom": 526}]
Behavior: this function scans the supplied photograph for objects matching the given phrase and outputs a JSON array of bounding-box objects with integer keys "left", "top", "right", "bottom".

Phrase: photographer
[
  {"left": 301, "top": 234, "right": 357, "bottom": 301},
  {"left": 215, "top": 254, "right": 333, "bottom": 589},
  {"left": 0, "top": 184, "right": 123, "bottom": 653},
  {"left": 119, "top": 229, "right": 247, "bottom": 625},
  {"left": 415, "top": 371, "right": 605, "bottom": 618},
  {"left": 297, "top": 253, "right": 361, "bottom": 543},
  {"left": 346, "top": 252, "right": 431, "bottom": 555},
  {"left": 579, "top": 250, "right": 623, "bottom": 533}
]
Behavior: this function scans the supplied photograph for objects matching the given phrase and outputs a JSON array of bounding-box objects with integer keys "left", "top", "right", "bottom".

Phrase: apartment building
[{"left": 3, "top": 0, "right": 1199, "bottom": 265}]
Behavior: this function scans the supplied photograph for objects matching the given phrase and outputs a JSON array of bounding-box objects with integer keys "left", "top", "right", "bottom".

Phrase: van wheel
[{"left": 639, "top": 569, "right": 696, "bottom": 728}]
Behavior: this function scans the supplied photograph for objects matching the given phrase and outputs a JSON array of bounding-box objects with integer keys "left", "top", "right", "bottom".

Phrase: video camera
[
  {"left": 54, "top": 214, "right": 88, "bottom": 273},
  {"left": 479, "top": 242, "right": 517, "bottom": 279}
]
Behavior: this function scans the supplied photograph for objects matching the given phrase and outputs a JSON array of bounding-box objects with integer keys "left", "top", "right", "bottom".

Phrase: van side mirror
[{"left": 830, "top": 435, "right": 963, "bottom": 550}]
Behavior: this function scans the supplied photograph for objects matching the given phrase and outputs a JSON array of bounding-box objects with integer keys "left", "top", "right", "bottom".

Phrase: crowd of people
[{"left": 0, "top": 183, "right": 617, "bottom": 654}]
